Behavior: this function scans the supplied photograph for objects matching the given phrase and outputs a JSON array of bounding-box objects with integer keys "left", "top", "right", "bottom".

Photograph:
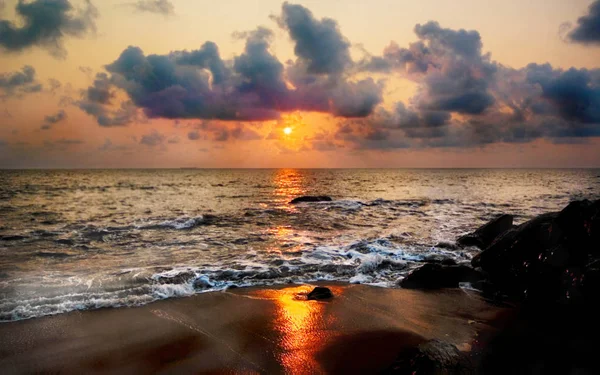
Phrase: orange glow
[
  {"left": 284, "top": 127, "right": 293, "bottom": 135},
  {"left": 251, "top": 286, "right": 343, "bottom": 374},
  {"left": 272, "top": 169, "right": 306, "bottom": 210}
]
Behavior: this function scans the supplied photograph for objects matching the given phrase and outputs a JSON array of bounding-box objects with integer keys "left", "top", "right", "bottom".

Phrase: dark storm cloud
[
  {"left": 81, "top": 3, "right": 383, "bottom": 126},
  {"left": 0, "top": 65, "right": 43, "bottom": 98},
  {"left": 567, "top": 0, "right": 600, "bottom": 45},
  {"left": 127, "top": 0, "right": 174, "bottom": 16},
  {"left": 171, "top": 41, "right": 230, "bottom": 84},
  {"left": 0, "top": 0, "right": 98, "bottom": 58},
  {"left": 275, "top": 2, "right": 351, "bottom": 75},
  {"left": 525, "top": 64, "right": 600, "bottom": 124},
  {"left": 40, "top": 109, "right": 67, "bottom": 130}
]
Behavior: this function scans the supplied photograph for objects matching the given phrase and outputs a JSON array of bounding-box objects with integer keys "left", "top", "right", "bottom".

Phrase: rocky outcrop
[
  {"left": 307, "top": 286, "right": 333, "bottom": 300},
  {"left": 289, "top": 196, "right": 333, "bottom": 204},
  {"left": 471, "top": 199, "right": 600, "bottom": 304},
  {"left": 457, "top": 214, "right": 514, "bottom": 249},
  {"left": 383, "top": 339, "right": 472, "bottom": 374},
  {"left": 400, "top": 264, "right": 481, "bottom": 289}
]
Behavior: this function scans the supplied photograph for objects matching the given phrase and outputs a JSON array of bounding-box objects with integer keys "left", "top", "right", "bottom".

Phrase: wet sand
[{"left": 0, "top": 283, "right": 512, "bottom": 374}]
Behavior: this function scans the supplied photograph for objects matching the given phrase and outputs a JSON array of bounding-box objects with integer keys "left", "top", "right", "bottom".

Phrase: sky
[{"left": 1, "top": 0, "right": 600, "bottom": 168}]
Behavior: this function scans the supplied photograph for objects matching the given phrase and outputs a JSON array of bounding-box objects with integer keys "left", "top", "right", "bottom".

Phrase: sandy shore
[{"left": 0, "top": 283, "right": 511, "bottom": 374}]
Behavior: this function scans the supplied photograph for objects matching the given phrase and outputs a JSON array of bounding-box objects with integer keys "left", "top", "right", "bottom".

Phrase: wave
[
  {"left": 138, "top": 215, "right": 208, "bottom": 230},
  {"left": 0, "top": 238, "right": 474, "bottom": 322}
]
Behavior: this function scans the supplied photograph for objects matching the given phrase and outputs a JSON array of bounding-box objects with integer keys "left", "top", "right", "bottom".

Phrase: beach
[{"left": 0, "top": 283, "right": 511, "bottom": 374}]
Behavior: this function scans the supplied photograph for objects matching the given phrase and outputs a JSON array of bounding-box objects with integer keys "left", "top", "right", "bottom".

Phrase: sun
[{"left": 283, "top": 127, "right": 292, "bottom": 135}]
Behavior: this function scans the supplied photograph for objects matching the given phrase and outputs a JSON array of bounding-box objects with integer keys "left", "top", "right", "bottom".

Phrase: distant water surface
[{"left": 1, "top": 169, "right": 599, "bottom": 321}]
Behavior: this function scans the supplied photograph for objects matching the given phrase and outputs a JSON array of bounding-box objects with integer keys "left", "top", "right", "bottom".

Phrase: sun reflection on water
[{"left": 272, "top": 169, "right": 307, "bottom": 210}]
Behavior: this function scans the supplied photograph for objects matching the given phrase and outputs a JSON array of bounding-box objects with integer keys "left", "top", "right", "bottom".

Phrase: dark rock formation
[
  {"left": 383, "top": 339, "right": 472, "bottom": 374},
  {"left": 435, "top": 241, "right": 460, "bottom": 250},
  {"left": 0, "top": 235, "right": 26, "bottom": 241},
  {"left": 307, "top": 286, "right": 333, "bottom": 300},
  {"left": 457, "top": 214, "right": 514, "bottom": 249},
  {"left": 423, "top": 254, "right": 458, "bottom": 266},
  {"left": 471, "top": 199, "right": 600, "bottom": 304},
  {"left": 289, "top": 196, "right": 333, "bottom": 204},
  {"left": 400, "top": 264, "right": 481, "bottom": 289}
]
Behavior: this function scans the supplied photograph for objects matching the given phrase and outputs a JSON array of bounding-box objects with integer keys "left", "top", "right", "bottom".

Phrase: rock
[
  {"left": 457, "top": 214, "right": 514, "bottom": 249},
  {"left": 400, "top": 264, "right": 481, "bottom": 289},
  {"left": 423, "top": 254, "right": 457, "bottom": 266},
  {"left": 192, "top": 277, "right": 213, "bottom": 290},
  {"left": 306, "top": 286, "right": 333, "bottom": 300},
  {"left": 289, "top": 196, "right": 333, "bottom": 204},
  {"left": 471, "top": 199, "right": 600, "bottom": 304},
  {"left": 0, "top": 235, "right": 26, "bottom": 241},
  {"left": 383, "top": 339, "right": 472, "bottom": 374},
  {"left": 435, "top": 242, "right": 460, "bottom": 250}
]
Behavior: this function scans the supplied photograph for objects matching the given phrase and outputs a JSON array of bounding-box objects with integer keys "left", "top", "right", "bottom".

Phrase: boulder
[
  {"left": 306, "top": 286, "right": 333, "bottom": 300},
  {"left": 471, "top": 199, "right": 600, "bottom": 304},
  {"left": 457, "top": 214, "right": 514, "bottom": 249},
  {"left": 289, "top": 196, "right": 333, "bottom": 204},
  {"left": 383, "top": 339, "right": 472, "bottom": 374},
  {"left": 400, "top": 264, "right": 481, "bottom": 289}
]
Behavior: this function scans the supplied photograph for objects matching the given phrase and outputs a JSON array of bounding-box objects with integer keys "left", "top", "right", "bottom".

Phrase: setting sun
[{"left": 284, "top": 127, "right": 293, "bottom": 135}]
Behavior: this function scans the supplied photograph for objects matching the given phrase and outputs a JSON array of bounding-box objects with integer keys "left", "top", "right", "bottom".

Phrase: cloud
[
  {"left": 566, "top": 0, "right": 600, "bottom": 45},
  {"left": 41, "top": 109, "right": 67, "bottom": 130},
  {"left": 77, "top": 73, "right": 138, "bottom": 126},
  {"left": 74, "top": 4, "right": 599, "bottom": 152},
  {"left": 76, "top": 3, "right": 384, "bottom": 127},
  {"left": 140, "top": 130, "right": 166, "bottom": 146},
  {"left": 126, "top": 0, "right": 174, "bottom": 16},
  {"left": 192, "top": 122, "right": 263, "bottom": 142},
  {"left": 275, "top": 2, "right": 351, "bottom": 75},
  {"left": 0, "top": 0, "right": 98, "bottom": 58},
  {"left": 0, "top": 65, "right": 43, "bottom": 98},
  {"left": 43, "top": 138, "right": 84, "bottom": 151},
  {"left": 99, "top": 138, "right": 131, "bottom": 151}
]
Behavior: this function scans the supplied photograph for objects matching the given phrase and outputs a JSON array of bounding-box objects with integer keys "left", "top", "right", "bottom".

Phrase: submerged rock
[
  {"left": 383, "top": 339, "right": 472, "bottom": 374},
  {"left": 307, "top": 286, "right": 333, "bottom": 300},
  {"left": 0, "top": 235, "right": 26, "bottom": 241},
  {"left": 457, "top": 214, "right": 514, "bottom": 249},
  {"left": 400, "top": 264, "right": 481, "bottom": 289},
  {"left": 289, "top": 196, "right": 333, "bottom": 204}
]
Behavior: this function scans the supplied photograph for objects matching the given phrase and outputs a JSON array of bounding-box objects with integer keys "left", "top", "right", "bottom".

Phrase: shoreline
[{"left": 0, "top": 282, "right": 512, "bottom": 374}]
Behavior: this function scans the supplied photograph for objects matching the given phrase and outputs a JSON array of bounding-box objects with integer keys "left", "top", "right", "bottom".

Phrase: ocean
[{"left": 1, "top": 169, "right": 599, "bottom": 321}]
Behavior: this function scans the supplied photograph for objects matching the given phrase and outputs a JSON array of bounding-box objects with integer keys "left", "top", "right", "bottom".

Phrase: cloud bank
[{"left": 76, "top": 2, "right": 600, "bottom": 151}]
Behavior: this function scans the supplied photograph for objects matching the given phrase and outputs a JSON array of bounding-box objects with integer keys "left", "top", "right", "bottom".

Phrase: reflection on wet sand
[{"left": 251, "top": 286, "right": 343, "bottom": 374}]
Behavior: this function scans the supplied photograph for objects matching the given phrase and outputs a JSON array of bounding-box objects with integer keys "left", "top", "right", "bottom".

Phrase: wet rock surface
[
  {"left": 383, "top": 339, "right": 472, "bottom": 374},
  {"left": 306, "top": 286, "right": 333, "bottom": 300},
  {"left": 457, "top": 214, "right": 514, "bottom": 249},
  {"left": 400, "top": 264, "right": 481, "bottom": 289},
  {"left": 471, "top": 199, "right": 600, "bottom": 304},
  {"left": 289, "top": 196, "right": 333, "bottom": 204}
]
